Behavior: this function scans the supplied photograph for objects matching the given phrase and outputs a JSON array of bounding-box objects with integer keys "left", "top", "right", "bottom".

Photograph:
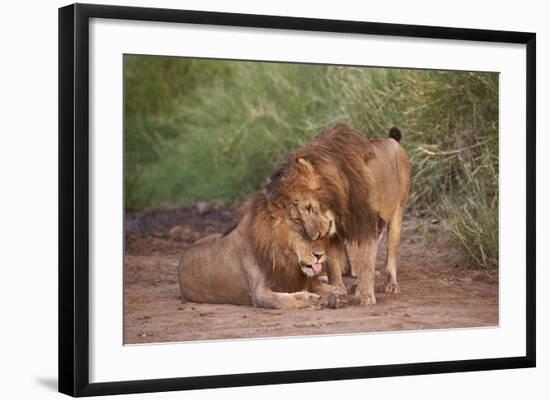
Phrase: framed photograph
[{"left": 58, "top": 3, "right": 536, "bottom": 397}]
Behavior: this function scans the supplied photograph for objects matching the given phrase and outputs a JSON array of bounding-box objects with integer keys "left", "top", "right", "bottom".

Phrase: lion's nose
[
  {"left": 309, "top": 230, "right": 321, "bottom": 240},
  {"left": 304, "top": 224, "right": 320, "bottom": 240},
  {"left": 313, "top": 252, "right": 324, "bottom": 261}
]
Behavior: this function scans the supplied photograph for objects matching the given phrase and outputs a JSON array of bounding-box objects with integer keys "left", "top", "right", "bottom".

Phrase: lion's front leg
[
  {"left": 326, "top": 240, "right": 348, "bottom": 290},
  {"left": 308, "top": 279, "right": 348, "bottom": 309},
  {"left": 251, "top": 283, "right": 322, "bottom": 310},
  {"left": 242, "top": 255, "right": 321, "bottom": 309},
  {"left": 347, "top": 239, "right": 378, "bottom": 305}
]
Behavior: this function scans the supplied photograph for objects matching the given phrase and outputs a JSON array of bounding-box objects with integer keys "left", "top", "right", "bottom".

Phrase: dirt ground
[{"left": 124, "top": 204, "right": 498, "bottom": 344}]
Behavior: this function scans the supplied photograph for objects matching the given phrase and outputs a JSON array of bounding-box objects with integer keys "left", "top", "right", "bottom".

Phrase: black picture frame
[{"left": 58, "top": 3, "right": 536, "bottom": 397}]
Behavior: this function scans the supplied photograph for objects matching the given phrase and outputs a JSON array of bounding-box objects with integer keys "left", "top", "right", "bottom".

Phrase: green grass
[{"left": 124, "top": 55, "right": 499, "bottom": 268}]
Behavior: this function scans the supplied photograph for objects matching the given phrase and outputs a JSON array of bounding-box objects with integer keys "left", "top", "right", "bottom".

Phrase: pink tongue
[{"left": 312, "top": 263, "right": 323, "bottom": 273}]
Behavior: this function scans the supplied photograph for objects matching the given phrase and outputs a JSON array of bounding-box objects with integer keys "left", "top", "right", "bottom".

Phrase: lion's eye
[{"left": 306, "top": 204, "right": 312, "bottom": 213}]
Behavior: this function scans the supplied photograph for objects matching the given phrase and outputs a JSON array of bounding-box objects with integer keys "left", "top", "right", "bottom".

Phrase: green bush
[{"left": 124, "top": 56, "right": 499, "bottom": 267}]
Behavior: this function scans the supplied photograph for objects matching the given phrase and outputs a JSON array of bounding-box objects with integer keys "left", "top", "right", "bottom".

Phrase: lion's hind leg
[{"left": 384, "top": 208, "right": 404, "bottom": 294}]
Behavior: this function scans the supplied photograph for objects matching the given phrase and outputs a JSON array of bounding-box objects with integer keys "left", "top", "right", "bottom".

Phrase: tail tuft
[{"left": 389, "top": 127, "right": 402, "bottom": 142}]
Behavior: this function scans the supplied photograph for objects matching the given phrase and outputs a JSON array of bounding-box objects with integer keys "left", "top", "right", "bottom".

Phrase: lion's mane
[
  {"left": 240, "top": 192, "right": 319, "bottom": 293},
  {"left": 266, "top": 123, "right": 380, "bottom": 243}
]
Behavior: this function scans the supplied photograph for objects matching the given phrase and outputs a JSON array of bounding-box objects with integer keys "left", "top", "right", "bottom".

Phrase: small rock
[
  {"left": 169, "top": 225, "right": 185, "bottom": 241},
  {"left": 195, "top": 202, "right": 209, "bottom": 214}
]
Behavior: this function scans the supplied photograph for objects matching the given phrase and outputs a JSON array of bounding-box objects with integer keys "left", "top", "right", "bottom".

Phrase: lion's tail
[{"left": 389, "top": 127, "right": 402, "bottom": 142}]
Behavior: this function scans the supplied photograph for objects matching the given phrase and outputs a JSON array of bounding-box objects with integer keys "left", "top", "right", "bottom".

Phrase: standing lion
[{"left": 266, "top": 124, "right": 411, "bottom": 305}]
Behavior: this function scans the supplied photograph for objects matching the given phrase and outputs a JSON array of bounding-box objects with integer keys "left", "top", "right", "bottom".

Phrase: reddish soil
[{"left": 124, "top": 205, "right": 498, "bottom": 344}]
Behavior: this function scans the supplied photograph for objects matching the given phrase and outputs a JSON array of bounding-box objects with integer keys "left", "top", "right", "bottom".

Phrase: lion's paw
[
  {"left": 364, "top": 293, "right": 377, "bottom": 305},
  {"left": 384, "top": 281, "right": 401, "bottom": 294},
  {"left": 350, "top": 292, "right": 377, "bottom": 306},
  {"left": 294, "top": 292, "right": 322, "bottom": 309},
  {"left": 327, "top": 288, "right": 348, "bottom": 309}
]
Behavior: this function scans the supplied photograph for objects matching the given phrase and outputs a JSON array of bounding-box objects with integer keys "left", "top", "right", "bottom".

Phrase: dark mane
[
  {"left": 242, "top": 192, "right": 311, "bottom": 293},
  {"left": 266, "top": 123, "right": 379, "bottom": 243}
]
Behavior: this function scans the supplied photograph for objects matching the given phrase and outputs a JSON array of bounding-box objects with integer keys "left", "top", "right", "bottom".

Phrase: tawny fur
[
  {"left": 266, "top": 124, "right": 411, "bottom": 304},
  {"left": 177, "top": 192, "right": 347, "bottom": 309}
]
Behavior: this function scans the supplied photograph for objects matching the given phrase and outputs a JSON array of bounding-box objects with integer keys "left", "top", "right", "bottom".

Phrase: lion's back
[{"left": 177, "top": 230, "right": 252, "bottom": 305}]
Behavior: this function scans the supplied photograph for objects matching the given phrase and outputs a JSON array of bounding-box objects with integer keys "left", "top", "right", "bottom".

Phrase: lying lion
[{"left": 177, "top": 192, "right": 347, "bottom": 309}]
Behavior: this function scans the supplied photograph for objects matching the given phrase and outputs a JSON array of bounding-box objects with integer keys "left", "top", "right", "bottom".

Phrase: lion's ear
[
  {"left": 265, "top": 163, "right": 287, "bottom": 201},
  {"left": 297, "top": 158, "right": 314, "bottom": 174}
]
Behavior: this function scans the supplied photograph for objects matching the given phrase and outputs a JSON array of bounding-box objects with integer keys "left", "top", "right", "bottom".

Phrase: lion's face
[
  {"left": 268, "top": 157, "right": 336, "bottom": 241},
  {"left": 288, "top": 229, "right": 328, "bottom": 278},
  {"left": 287, "top": 194, "right": 336, "bottom": 241}
]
